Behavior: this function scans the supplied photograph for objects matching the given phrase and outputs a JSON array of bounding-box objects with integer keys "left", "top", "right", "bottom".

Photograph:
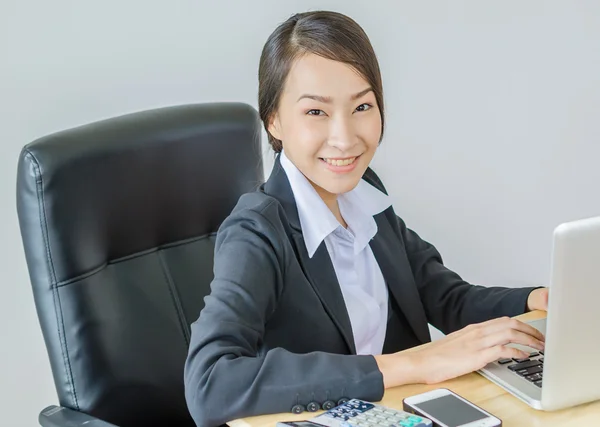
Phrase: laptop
[{"left": 478, "top": 215, "right": 600, "bottom": 411}]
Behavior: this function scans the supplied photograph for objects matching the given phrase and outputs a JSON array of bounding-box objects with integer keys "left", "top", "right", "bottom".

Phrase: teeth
[{"left": 324, "top": 157, "right": 356, "bottom": 166}]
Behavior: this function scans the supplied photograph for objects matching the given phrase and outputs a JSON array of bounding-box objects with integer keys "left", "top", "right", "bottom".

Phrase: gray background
[{"left": 2, "top": 1, "right": 599, "bottom": 425}]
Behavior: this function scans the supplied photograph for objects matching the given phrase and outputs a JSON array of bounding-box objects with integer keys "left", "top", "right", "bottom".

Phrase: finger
[
  {"left": 482, "top": 345, "right": 530, "bottom": 364},
  {"left": 481, "top": 328, "right": 545, "bottom": 351},
  {"left": 447, "top": 316, "right": 511, "bottom": 339},
  {"left": 477, "top": 317, "right": 545, "bottom": 343}
]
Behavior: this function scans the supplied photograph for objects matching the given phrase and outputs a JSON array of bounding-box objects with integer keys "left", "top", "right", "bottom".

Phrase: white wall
[{"left": 1, "top": 1, "right": 598, "bottom": 425}]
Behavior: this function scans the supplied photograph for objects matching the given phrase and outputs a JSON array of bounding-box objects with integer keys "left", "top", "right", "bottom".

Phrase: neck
[{"left": 312, "top": 183, "right": 348, "bottom": 229}]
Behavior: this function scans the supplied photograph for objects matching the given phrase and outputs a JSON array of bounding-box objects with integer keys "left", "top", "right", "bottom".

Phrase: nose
[{"left": 327, "top": 115, "right": 358, "bottom": 152}]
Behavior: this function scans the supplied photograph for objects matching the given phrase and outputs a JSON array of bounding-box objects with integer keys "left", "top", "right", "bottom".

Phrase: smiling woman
[
  {"left": 183, "top": 10, "right": 548, "bottom": 427},
  {"left": 266, "top": 53, "right": 382, "bottom": 224}
]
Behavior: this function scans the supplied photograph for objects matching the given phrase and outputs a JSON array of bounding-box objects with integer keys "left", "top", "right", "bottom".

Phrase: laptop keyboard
[{"left": 497, "top": 351, "right": 544, "bottom": 388}]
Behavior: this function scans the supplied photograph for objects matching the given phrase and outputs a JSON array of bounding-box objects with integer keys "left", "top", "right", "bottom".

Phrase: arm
[
  {"left": 396, "top": 215, "right": 540, "bottom": 334},
  {"left": 184, "top": 207, "right": 383, "bottom": 427}
]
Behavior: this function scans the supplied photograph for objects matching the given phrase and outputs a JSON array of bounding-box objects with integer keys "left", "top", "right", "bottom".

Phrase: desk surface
[{"left": 229, "top": 310, "right": 600, "bottom": 427}]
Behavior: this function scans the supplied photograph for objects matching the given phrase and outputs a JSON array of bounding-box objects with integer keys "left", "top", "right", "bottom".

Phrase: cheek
[
  {"left": 289, "top": 117, "right": 327, "bottom": 155},
  {"left": 360, "top": 113, "right": 383, "bottom": 147}
]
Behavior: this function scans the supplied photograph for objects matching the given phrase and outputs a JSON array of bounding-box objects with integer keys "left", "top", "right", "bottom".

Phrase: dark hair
[{"left": 258, "top": 11, "right": 385, "bottom": 153}]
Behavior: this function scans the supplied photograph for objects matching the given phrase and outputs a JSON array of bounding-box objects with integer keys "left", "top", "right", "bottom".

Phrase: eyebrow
[{"left": 296, "top": 87, "right": 373, "bottom": 103}]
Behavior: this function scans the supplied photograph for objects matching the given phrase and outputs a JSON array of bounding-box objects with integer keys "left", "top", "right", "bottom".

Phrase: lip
[{"left": 319, "top": 155, "right": 360, "bottom": 174}]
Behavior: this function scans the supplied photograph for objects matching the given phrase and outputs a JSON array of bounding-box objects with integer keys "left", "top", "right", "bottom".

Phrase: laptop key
[
  {"left": 497, "top": 358, "right": 513, "bottom": 364},
  {"left": 529, "top": 352, "right": 539, "bottom": 357},
  {"left": 539, "top": 351, "right": 544, "bottom": 355},
  {"left": 539, "top": 357, "right": 544, "bottom": 363},
  {"left": 534, "top": 380, "right": 543, "bottom": 388},
  {"left": 526, "top": 372, "right": 543, "bottom": 382},
  {"left": 508, "top": 360, "right": 542, "bottom": 371},
  {"left": 517, "top": 366, "right": 543, "bottom": 377},
  {"left": 512, "top": 357, "right": 530, "bottom": 363}
]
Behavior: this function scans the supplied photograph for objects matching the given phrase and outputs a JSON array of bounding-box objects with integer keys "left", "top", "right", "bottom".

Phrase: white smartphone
[{"left": 402, "top": 388, "right": 502, "bottom": 427}]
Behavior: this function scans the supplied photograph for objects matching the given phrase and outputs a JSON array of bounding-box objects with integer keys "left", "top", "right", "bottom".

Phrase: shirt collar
[{"left": 280, "top": 151, "right": 391, "bottom": 258}]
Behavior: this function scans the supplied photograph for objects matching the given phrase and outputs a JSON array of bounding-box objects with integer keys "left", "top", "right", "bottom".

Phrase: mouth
[{"left": 319, "top": 155, "right": 361, "bottom": 173}]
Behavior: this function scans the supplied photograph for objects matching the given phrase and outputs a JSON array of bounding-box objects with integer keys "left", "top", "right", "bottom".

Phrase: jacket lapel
[
  {"left": 370, "top": 213, "right": 431, "bottom": 344},
  {"left": 292, "top": 234, "right": 357, "bottom": 354},
  {"left": 263, "top": 156, "right": 356, "bottom": 354}
]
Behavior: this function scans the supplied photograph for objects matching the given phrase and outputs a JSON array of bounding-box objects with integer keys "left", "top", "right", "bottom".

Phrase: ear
[{"left": 267, "top": 113, "right": 283, "bottom": 141}]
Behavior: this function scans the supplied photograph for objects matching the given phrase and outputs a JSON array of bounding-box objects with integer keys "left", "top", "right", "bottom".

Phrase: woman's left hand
[{"left": 527, "top": 287, "right": 549, "bottom": 311}]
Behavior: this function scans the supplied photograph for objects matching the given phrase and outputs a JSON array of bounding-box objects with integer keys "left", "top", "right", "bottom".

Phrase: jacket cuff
[{"left": 353, "top": 355, "right": 385, "bottom": 402}]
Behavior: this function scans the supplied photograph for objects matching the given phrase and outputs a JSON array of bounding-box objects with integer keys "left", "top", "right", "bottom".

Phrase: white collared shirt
[{"left": 280, "top": 151, "right": 392, "bottom": 355}]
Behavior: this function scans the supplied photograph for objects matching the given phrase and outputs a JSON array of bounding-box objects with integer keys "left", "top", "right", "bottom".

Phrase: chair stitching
[{"left": 157, "top": 250, "right": 191, "bottom": 346}]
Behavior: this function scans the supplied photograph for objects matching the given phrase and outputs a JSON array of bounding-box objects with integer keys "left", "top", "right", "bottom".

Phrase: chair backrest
[{"left": 16, "top": 103, "right": 264, "bottom": 427}]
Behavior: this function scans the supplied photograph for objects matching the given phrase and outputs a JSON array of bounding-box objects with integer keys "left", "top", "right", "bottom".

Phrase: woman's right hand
[{"left": 375, "top": 316, "right": 545, "bottom": 388}]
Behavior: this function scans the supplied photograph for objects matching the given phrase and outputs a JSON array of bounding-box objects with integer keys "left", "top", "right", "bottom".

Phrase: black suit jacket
[{"left": 184, "top": 156, "right": 536, "bottom": 426}]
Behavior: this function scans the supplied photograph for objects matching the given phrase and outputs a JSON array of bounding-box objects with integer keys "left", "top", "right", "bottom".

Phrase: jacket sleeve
[
  {"left": 396, "top": 215, "right": 540, "bottom": 334},
  {"left": 184, "top": 206, "right": 384, "bottom": 427}
]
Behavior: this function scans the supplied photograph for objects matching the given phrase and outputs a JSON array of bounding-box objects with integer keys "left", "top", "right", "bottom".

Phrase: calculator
[{"left": 277, "top": 399, "right": 433, "bottom": 427}]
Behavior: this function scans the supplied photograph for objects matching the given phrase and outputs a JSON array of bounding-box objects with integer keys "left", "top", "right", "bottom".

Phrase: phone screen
[{"left": 413, "top": 394, "right": 489, "bottom": 427}]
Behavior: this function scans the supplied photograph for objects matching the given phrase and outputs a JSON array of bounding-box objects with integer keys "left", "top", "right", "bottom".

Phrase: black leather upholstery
[{"left": 16, "top": 103, "right": 264, "bottom": 427}]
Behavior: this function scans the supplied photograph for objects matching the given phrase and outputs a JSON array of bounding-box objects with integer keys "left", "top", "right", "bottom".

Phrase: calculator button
[{"left": 408, "top": 416, "right": 422, "bottom": 423}]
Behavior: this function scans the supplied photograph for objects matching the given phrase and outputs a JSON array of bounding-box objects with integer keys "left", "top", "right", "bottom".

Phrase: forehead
[{"left": 284, "top": 53, "right": 370, "bottom": 98}]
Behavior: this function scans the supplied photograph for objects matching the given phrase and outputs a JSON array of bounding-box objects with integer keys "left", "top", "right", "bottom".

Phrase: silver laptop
[{"left": 478, "top": 215, "right": 600, "bottom": 411}]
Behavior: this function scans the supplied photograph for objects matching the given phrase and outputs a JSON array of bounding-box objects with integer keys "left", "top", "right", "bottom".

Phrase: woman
[{"left": 184, "top": 11, "right": 548, "bottom": 426}]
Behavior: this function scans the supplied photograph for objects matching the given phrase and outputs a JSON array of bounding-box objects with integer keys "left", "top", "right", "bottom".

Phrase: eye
[
  {"left": 307, "top": 109, "right": 326, "bottom": 116},
  {"left": 355, "top": 103, "right": 373, "bottom": 112}
]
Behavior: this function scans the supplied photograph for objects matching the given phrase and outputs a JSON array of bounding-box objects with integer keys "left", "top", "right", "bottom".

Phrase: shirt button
[
  {"left": 322, "top": 400, "right": 336, "bottom": 410},
  {"left": 307, "top": 401, "right": 320, "bottom": 412},
  {"left": 291, "top": 404, "right": 305, "bottom": 414}
]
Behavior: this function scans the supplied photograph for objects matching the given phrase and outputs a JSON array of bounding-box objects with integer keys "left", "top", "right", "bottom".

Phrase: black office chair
[{"left": 16, "top": 103, "right": 264, "bottom": 427}]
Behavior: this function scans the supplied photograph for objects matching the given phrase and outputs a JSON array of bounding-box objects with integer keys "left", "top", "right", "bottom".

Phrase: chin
[{"left": 320, "top": 178, "right": 361, "bottom": 195}]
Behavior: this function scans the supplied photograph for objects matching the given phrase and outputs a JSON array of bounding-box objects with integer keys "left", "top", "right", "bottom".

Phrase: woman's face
[{"left": 268, "top": 53, "right": 382, "bottom": 198}]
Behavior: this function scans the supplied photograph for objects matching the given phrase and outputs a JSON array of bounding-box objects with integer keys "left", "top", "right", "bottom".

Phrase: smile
[
  {"left": 318, "top": 155, "right": 361, "bottom": 174},
  {"left": 320, "top": 157, "right": 357, "bottom": 166}
]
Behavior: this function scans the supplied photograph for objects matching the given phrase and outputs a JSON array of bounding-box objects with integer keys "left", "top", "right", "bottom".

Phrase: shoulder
[
  {"left": 227, "top": 191, "right": 287, "bottom": 227},
  {"left": 216, "top": 190, "right": 290, "bottom": 249}
]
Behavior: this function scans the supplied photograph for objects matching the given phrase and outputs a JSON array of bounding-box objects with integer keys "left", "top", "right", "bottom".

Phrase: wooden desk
[{"left": 229, "top": 310, "right": 600, "bottom": 427}]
